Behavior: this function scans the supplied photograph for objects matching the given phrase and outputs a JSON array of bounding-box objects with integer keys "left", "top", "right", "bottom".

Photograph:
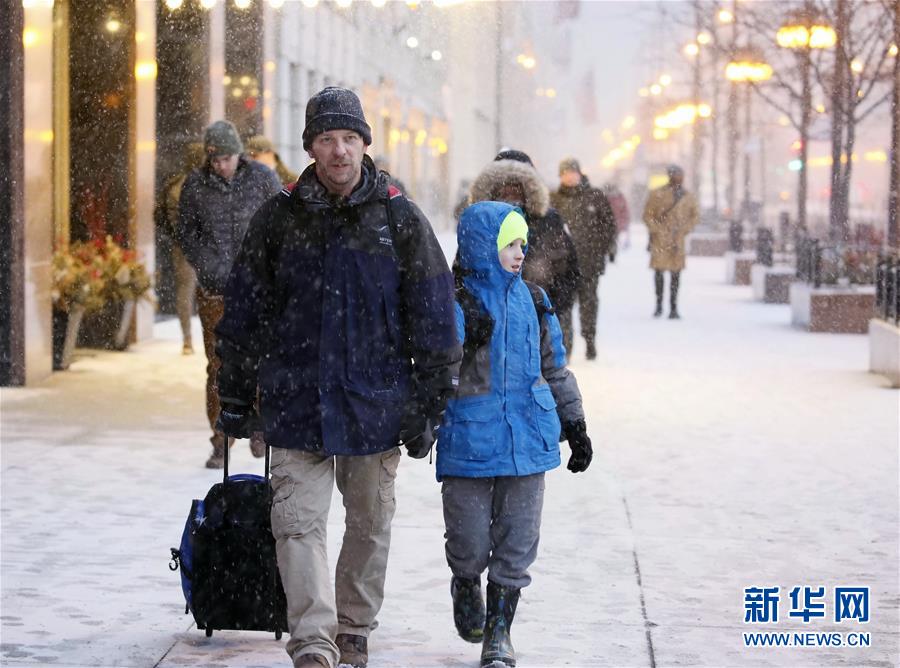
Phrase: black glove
[
  {"left": 215, "top": 401, "right": 262, "bottom": 439},
  {"left": 398, "top": 408, "right": 439, "bottom": 458},
  {"left": 562, "top": 420, "right": 592, "bottom": 473}
]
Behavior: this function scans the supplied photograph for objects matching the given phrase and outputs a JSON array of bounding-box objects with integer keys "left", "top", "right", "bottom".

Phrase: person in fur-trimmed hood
[{"left": 468, "top": 150, "right": 580, "bottom": 356}]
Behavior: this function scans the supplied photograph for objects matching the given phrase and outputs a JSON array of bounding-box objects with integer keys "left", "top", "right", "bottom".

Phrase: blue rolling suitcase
[{"left": 169, "top": 444, "right": 288, "bottom": 639}]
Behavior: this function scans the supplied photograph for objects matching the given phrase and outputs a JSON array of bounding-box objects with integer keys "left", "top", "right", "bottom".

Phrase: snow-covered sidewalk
[{"left": 2, "top": 226, "right": 897, "bottom": 668}]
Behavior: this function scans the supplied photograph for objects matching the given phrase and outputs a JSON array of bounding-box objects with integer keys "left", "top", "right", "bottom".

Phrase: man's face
[
  {"left": 210, "top": 154, "right": 239, "bottom": 181},
  {"left": 560, "top": 169, "right": 581, "bottom": 187},
  {"left": 496, "top": 182, "right": 526, "bottom": 208},
  {"left": 669, "top": 171, "right": 684, "bottom": 186},
  {"left": 498, "top": 238, "right": 526, "bottom": 274},
  {"left": 307, "top": 130, "right": 366, "bottom": 197}
]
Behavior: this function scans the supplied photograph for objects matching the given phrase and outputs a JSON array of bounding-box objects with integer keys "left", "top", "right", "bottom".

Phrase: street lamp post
[
  {"left": 777, "top": 7, "right": 836, "bottom": 235},
  {"left": 726, "top": 49, "right": 773, "bottom": 225}
]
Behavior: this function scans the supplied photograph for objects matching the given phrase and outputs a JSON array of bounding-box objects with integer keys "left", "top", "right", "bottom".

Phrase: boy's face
[{"left": 498, "top": 238, "right": 526, "bottom": 274}]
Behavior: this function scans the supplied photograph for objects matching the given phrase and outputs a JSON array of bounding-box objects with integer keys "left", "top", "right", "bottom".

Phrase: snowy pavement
[{"left": 2, "top": 226, "right": 898, "bottom": 668}]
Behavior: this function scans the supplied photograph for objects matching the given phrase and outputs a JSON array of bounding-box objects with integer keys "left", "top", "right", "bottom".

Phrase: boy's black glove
[
  {"left": 562, "top": 420, "right": 592, "bottom": 473},
  {"left": 215, "top": 400, "right": 262, "bottom": 439}
]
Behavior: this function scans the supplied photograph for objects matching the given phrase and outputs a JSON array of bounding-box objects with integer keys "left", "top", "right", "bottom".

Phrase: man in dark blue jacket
[
  {"left": 214, "top": 87, "right": 462, "bottom": 668},
  {"left": 176, "top": 120, "right": 282, "bottom": 468}
]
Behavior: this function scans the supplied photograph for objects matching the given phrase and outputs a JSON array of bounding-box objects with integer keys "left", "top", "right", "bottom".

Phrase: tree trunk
[
  {"left": 799, "top": 48, "right": 812, "bottom": 233},
  {"left": 829, "top": 0, "right": 849, "bottom": 242},
  {"left": 889, "top": 0, "right": 900, "bottom": 250}
]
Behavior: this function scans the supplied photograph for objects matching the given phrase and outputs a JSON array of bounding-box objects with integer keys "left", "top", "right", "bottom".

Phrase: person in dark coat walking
[
  {"left": 468, "top": 150, "right": 580, "bottom": 356},
  {"left": 550, "top": 158, "right": 617, "bottom": 360},
  {"left": 213, "top": 87, "right": 462, "bottom": 668},
  {"left": 175, "top": 120, "right": 282, "bottom": 468}
]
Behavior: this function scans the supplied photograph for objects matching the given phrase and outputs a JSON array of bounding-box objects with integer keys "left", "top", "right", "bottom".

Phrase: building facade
[{"left": 1, "top": 0, "right": 552, "bottom": 387}]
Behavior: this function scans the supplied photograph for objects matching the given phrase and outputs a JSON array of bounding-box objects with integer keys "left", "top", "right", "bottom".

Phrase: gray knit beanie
[
  {"left": 302, "top": 87, "right": 372, "bottom": 150},
  {"left": 204, "top": 120, "right": 243, "bottom": 157}
]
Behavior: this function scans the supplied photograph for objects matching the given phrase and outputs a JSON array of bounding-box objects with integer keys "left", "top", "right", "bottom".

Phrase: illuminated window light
[{"left": 135, "top": 60, "right": 158, "bottom": 80}]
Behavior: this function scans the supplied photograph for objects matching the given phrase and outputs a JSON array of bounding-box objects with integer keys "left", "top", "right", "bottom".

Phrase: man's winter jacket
[
  {"left": 469, "top": 159, "right": 580, "bottom": 312},
  {"left": 176, "top": 157, "right": 282, "bottom": 295},
  {"left": 214, "top": 156, "right": 462, "bottom": 456},
  {"left": 551, "top": 176, "right": 618, "bottom": 278},
  {"left": 436, "top": 201, "right": 585, "bottom": 480}
]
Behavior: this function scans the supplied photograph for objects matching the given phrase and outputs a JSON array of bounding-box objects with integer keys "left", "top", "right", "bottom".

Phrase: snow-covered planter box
[
  {"left": 751, "top": 264, "right": 794, "bottom": 304},
  {"left": 868, "top": 318, "right": 900, "bottom": 387},
  {"left": 725, "top": 251, "right": 756, "bottom": 285},
  {"left": 790, "top": 282, "right": 876, "bottom": 333},
  {"left": 688, "top": 232, "right": 730, "bottom": 257}
]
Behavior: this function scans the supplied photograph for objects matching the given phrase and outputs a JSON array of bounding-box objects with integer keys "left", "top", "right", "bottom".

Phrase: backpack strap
[{"left": 523, "top": 280, "right": 555, "bottom": 320}]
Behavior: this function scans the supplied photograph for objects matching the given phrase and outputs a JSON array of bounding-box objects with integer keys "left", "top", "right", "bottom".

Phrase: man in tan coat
[{"left": 642, "top": 165, "right": 699, "bottom": 319}]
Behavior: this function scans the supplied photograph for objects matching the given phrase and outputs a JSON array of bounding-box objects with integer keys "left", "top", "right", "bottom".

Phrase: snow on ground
[{"left": 2, "top": 226, "right": 898, "bottom": 668}]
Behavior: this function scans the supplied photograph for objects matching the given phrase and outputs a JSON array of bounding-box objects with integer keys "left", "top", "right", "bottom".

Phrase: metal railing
[
  {"left": 796, "top": 239, "right": 880, "bottom": 288},
  {"left": 756, "top": 227, "right": 774, "bottom": 267},
  {"left": 875, "top": 255, "right": 900, "bottom": 325}
]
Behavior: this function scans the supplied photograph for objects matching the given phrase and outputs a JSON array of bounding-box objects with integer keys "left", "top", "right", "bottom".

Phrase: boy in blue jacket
[{"left": 437, "top": 201, "right": 593, "bottom": 667}]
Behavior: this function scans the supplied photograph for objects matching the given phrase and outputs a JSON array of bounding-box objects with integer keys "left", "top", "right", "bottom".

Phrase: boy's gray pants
[
  {"left": 269, "top": 446, "right": 401, "bottom": 668},
  {"left": 441, "top": 473, "right": 545, "bottom": 589}
]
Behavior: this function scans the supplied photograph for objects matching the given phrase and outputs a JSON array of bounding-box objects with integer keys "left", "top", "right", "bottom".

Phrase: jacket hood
[
  {"left": 469, "top": 159, "right": 550, "bottom": 217},
  {"left": 458, "top": 201, "right": 526, "bottom": 287}
]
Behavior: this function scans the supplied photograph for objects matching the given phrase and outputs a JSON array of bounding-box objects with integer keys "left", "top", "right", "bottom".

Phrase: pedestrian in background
[
  {"left": 175, "top": 120, "right": 282, "bottom": 468},
  {"left": 440, "top": 200, "right": 592, "bottom": 668},
  {"left": 154, "top": 142, "right": 204, "bottom": 355},
  {"left": 246, "top": 134, "right": 299, "bottom": 185},
  {"left": 642, "top": 164, "right": 699, "bottom": 319},
  {"left": 602, "top": 181, "right": 631, "bottom": 250},
  {"left": 551, "top": 158, "right": 617, "bottom": 360},
  {"left": 468, "top": 149, "right": 580, "bottom": 356},
  {"left": 214, "top": 87, "right": 461, "bottom": 668}
]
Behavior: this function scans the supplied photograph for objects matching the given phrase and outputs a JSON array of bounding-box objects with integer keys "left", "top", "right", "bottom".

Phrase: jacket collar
[{"left": 293, "top": 155, "right": 385, "bottom": 211}]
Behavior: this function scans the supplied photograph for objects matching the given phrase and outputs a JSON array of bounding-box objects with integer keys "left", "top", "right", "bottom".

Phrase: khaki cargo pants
[{"left": 269, "top": 446, "right": 401, "bottom": 668}]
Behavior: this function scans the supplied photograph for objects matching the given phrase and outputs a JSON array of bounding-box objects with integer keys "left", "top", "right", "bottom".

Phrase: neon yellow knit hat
[{"left": 496, "top": 209, "right": 528, "bottom": 252}]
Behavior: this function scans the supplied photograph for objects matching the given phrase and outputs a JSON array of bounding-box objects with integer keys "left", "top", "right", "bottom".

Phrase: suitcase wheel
[
  {"left": 275, "top": 630, "right": 282, "bottom": 641},
  {"left": 205, "top": 627, "right": 213, "bottom": 638}
]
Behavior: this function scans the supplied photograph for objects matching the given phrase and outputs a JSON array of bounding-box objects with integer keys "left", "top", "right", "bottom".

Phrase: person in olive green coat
[
  {"left": 642, "top": 165, "right": 699, "bottom": 319},
  {"left": 550, "top": 158, "right": 617, "bottom": 360}
]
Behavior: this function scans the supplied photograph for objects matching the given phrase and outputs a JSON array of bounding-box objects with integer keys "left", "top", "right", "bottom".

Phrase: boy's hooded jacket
[
  {"left": 469, "top": 158, "right": 580, "bottom": 312},
  {"left": 437, "top": 201, "right": 585, "bottom": 480}
]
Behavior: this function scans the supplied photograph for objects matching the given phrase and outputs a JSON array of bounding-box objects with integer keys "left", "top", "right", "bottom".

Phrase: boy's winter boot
[
  {"left": 451, "top": 575, "right": 486, "bottom": 643},
  {"left": 481, "top": 581, "right": 520, "bottom": 668}
]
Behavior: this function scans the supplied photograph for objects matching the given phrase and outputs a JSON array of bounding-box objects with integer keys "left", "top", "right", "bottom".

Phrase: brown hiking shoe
[
  {"left": 335, "top": 633, "right": 367, "bottom": 668},
  {"left": 205, "top": 435, "right": 234, "bottom": 469},
  {"left": 205, "top": 445, "right": 225, "bottom": 469},
  {"left": 250, "top": 431, "right": 266, "bottom": 458},
  {"left": 294, "top": 653, "right": 330, "bottom": 668}
]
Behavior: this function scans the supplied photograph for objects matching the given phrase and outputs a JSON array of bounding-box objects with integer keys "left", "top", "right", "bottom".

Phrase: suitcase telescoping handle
[{"left": 223, "top": 435, "right": 270, "bottom": 483}]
